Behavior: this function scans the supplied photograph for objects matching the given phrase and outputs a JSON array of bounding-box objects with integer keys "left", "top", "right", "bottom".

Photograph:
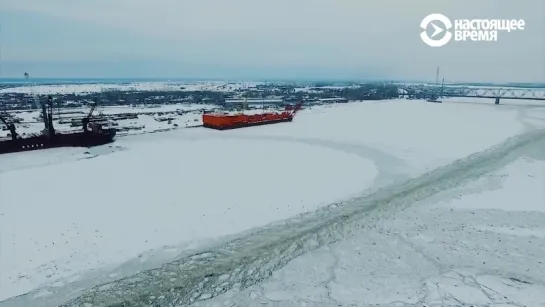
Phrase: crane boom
[
  {"left": 0, "top": 113, "right": 18, "bottom": 140},
  {"left": 87, "top": 102, "right": 97, "bottom": 118},
  {"left": 0, "top": 113, "right": 9, "bottom": 127}
]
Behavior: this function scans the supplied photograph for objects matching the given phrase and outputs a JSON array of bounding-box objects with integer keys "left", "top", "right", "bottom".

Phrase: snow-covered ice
[
  {"left": 228, "top": 99, "right": 537, "bottom": 179},
  {"left": 0, "top": 130, "right": 376, "bottom": 301},
  {"left": 1, "top": 98, "right": 545, "bottom": 306},
  {"left": 195, "top": 157, "right": 545, "bottom": 307}
]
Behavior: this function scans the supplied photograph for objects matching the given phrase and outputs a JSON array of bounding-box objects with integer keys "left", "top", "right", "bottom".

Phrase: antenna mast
[
  {"left": 24, "top": 72, "right": 39, "bottom": 109},
  {"left": 242, "top": 83, "right": 248, "bottom": 114},
  {"left": 262, "top": 81, "right": 265, "bottom": 114},
  {"left": 435, "top": 66, "right": 440, "bottom": 85}
]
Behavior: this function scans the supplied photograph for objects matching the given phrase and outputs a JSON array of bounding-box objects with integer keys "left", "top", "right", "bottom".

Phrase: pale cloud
[{"left": 1, "top": 0, "right": 544, "bottom": 81}]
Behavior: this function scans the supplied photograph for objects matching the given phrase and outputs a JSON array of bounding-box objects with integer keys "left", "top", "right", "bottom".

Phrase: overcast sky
[{"left": 0, "top": 0, "right": 544, "bottom": 82}]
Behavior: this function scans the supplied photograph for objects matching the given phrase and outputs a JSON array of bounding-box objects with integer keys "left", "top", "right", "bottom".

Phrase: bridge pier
[{"left": 495, "top": 98, "right": 500, "bottom": 105}]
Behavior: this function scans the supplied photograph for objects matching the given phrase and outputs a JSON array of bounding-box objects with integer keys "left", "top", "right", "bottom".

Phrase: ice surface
[
  {"left": 192, "top": 101, "right": 545, "bottom": 307},
  {"left": 230, "top": 100, "right": 535, "bottom": 175},
  {"left": 195, "top": 158, "right": 545, "bottom": 307},
  {"left": 0, "top": 134, "right": 376, "bottom": 300},
  {"left": 1, "top": 97, "right": 545, "bottom": 306},
  {"left": 442, "top": 158, "right": 545, "bottom": 213}
]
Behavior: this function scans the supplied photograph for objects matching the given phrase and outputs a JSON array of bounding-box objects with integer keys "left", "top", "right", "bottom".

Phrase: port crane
[
  {"left": 41, "top": 95, "right": 56, "bottom": 136},
  {"left": 87, "top": 101, "right": 97, "bottom": 118},
  {"left": 82, "top": 101, "right": 109, "bottom": 134},
  {"left": 0, "top": 113, "right": 17, "bottom": 140},
  {"left": 0, "top": 95, "right": 55, "bottom": 141}
]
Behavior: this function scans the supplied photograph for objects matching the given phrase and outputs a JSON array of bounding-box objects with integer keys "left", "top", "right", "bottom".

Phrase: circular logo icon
[{"left": 420, "top": 13, "right": 453, "bottom": 47}]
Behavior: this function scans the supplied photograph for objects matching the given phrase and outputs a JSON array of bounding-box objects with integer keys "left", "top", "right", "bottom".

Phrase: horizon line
[{"left": 0, "top": 77, "right": 544, "bottom": 86}]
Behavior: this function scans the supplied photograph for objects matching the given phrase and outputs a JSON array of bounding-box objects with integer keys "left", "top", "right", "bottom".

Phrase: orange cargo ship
[{"left": 203, "top": 103, "right": 302, "bottom": 130}]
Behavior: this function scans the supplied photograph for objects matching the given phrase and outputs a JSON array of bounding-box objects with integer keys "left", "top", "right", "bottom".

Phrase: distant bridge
[{"left": 399, "top": 86, "right": 545, "bottom": 102}]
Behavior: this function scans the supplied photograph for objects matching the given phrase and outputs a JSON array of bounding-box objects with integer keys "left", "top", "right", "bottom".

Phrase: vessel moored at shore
[
  {"left": 0, "top": 96, "right": 116, "bottom": 155},
  {"left": 202, "top": 102, "right": 302, "bottom": 130}
]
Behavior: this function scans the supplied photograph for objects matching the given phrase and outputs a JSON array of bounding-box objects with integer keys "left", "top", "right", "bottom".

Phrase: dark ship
[{"left": 0, "top": 96, "right": 116, "bottom": 155}]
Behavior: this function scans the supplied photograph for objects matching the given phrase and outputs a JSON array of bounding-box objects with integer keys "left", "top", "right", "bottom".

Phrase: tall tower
[
  {"left": 435, "top": 66, "right": 440, "bottom": 85},
  {"left": 24, "top": 72, "right": 39, "bottom": 109}
]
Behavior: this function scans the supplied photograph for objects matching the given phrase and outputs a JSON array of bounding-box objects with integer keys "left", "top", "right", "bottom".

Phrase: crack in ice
[{"left": 3, "top": 129, "right": 545, "bottom": 307}]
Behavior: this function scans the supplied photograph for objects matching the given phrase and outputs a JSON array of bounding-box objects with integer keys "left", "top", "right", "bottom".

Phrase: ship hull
[
  {"left": 202, "top": 109, "right": 299, "bottom": 131},
  {"left": 203, "top": 117, "right": 293, "bottom": 130},
  {"left": 0, "top": 131, "right": 116, "bottom": 155}
]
